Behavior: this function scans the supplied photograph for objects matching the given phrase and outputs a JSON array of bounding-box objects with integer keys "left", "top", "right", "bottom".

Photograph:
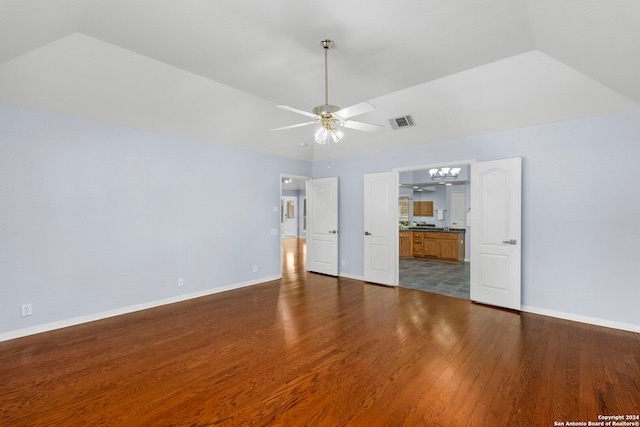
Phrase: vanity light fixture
[{"left": 429, "top": 167, "right": 462, "bottom": 181}]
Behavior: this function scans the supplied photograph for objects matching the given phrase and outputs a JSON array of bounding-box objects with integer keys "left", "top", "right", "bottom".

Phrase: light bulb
[
  {"left": 330, "top": 128, "right": 343, "bottom": 143},
  {"left": 314, "top": 127, "right": 328, "bottom": 144}
]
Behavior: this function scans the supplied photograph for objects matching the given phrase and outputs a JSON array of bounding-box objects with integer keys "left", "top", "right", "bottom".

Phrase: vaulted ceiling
[{"left": 1, "top": 0, "right": 639, "bottom": 161}]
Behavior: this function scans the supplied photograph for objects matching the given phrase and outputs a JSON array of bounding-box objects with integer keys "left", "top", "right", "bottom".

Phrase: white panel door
[
  {"left": 470, "top": 158, "right": 522, "bottom": 310},
  {"left": 306, "top": 177, "right": 339, "bottom": 276},
  {"left": 364, "top": 172, "right": 398, "bottom": 286},
  {"left": 281, "top": 197, "right": 297, "bottom": 237}
]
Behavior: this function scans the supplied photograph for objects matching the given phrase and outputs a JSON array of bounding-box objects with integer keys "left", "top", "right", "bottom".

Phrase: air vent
[{"left": 388, "top": 114, "right": 415, "bottom": 130}]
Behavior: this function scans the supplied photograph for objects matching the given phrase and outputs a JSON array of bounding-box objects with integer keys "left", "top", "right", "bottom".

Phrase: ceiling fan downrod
[
  {"left": 313, "top": 39, "right": 341, "bottom": 123},
  {"left": 321, "top": 39, "right": 333, "bottom": 106}
]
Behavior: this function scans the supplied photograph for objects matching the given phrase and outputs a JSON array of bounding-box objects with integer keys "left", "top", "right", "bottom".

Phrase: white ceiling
[{"left": 1, "top": 0, "right": 639, "bottom": 161}]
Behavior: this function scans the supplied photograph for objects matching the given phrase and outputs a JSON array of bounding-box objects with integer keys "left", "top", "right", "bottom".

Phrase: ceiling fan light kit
[{"left": 271, "top": 39, "right": 384, "bottom": 144}]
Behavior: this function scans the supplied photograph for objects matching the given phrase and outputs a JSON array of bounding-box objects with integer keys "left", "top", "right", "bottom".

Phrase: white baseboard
[
  {"left": 339, "top": 272, "right": 364, "bottom": 281},
  {"left": 0, "top": 276, "right": 279, "bottom": 343},
  {"left": 6, "top": 277, "right": 635, "bottom": 342},
  {"left": 521, "top": 304, "right": 640, "bottom": 334}
]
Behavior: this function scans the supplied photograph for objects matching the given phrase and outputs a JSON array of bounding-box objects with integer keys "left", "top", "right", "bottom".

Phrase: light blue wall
[
  {"left": 313, "top": 109, "right": 640, "bottom": 328},
  {"left": 0, "top": 104, "right": 311, "bottom": 336},
  {"left": 412, "top": 186, "right": 446, "bottom": 226},
  {"left": 3, "top": 102, "right": 639, "bottom": 336}
]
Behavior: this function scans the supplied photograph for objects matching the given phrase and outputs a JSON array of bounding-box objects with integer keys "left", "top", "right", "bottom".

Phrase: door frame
[
  {"left": 279, "top": 173, "right": 311, "bottom": 278},
  {"left": 392, "top": 159, "right": 476, "bottom": 286}
]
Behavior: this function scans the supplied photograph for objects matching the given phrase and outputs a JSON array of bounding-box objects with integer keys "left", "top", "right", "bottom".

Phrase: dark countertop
[{"left": 400, "top": 227, "right": 466, "bottom": 233}]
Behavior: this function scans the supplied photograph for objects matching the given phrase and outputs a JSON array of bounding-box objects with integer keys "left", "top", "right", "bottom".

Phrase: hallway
[{"left": 281, "top": 237, "right": 306, "bottom": 276}]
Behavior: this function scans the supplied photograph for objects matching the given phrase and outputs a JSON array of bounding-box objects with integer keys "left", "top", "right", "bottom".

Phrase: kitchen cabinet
[
  {"left": 423, "top": 237, "right": 439, "bottom": 257},
  {"left": 399, "top": 231, "right": 413, "bottom": 257},
  {"left": 411, "top": 231, "right": 465, "bottom": 262},
  {"left": 412, "top": 232, "right": 423, "bottom": 256},
  {"left": 439, "top": 239, "right": 459, "bottom": 261},
  {"left": 413, "top": 201, "right": 434, "bottom": 217}
]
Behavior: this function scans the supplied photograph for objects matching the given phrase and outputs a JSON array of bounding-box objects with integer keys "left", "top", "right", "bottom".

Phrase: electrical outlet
[
  {"left": 21, "top": 304, "right": 32, "bottom": 317},
  {"left": 178, "top": 278, "right": 184, "bottom": 286},
  {"left": 341, "top": 259, "right": 346, "bottom": 267},
  {"left": 252, "top": 265, "right": 258, "bottom": 273}
]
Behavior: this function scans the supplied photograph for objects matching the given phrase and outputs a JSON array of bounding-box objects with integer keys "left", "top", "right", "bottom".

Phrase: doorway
[
  {"left": 393, "top": 157, "right": 522, "bottom": 311},
  {"left": 395, "top": 161, "right": 473, "bottom": 299},
  {"left": 280, "top": 174, "right": 310, "bottom": 278}
]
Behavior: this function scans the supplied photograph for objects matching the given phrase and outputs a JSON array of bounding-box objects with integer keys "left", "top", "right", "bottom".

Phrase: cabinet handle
[{"left": 502, "top": 239, "right": 517, "bottom": 245}]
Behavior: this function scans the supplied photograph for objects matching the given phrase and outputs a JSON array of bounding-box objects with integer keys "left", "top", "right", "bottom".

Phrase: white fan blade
[
  {"left": 335, "top": 102, "right": 376, "bottom": 119},
  {"left": 270, "top": 121, "right": 317, "bottom": 131},
  {"left": 277, "top": 105, "right": 319, "bottom": 119},
  {"left": 341, "top": 119, "right": 385, "bottom": 132}
]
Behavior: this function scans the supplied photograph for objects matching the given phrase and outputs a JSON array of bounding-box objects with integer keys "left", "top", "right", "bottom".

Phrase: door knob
[
  {"left": 364, "top": 231, "right": 371, "bottom": 236},
  {"left": 329, "top": 230, "right": 338, "bottom": 234},
  {"left": 502, "top": 239, "right": 517, "bottom": 245}
]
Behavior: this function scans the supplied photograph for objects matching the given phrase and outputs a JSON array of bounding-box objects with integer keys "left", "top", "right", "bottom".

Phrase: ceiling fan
[{"left": 270, "top": 39, "right": 385, "bottom": 144}]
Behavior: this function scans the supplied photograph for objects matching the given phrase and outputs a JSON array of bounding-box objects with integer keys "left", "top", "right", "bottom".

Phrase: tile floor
[{"left": 399, "top": 258, "right": 470, "bottom": 299}]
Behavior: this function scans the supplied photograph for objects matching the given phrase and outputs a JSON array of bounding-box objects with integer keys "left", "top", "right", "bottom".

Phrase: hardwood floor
[{"left": 1, "top": 238, "right": 639, "bottom": 426}]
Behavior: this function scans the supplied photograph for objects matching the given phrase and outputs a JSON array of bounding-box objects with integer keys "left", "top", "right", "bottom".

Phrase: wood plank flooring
[{"left": 1, "top": 238, "right": 639, "bottom": 426}]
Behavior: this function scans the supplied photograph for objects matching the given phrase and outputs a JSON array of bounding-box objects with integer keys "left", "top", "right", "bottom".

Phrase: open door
[
  {"left": 364, "top": 172, "right": 398, "bottom": 286},
  {"left": 470, "top": 157, "right": 522, "bottom": 310},
  {"left": 306, "top": 177, "right": 339, "bottom": 276}
]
